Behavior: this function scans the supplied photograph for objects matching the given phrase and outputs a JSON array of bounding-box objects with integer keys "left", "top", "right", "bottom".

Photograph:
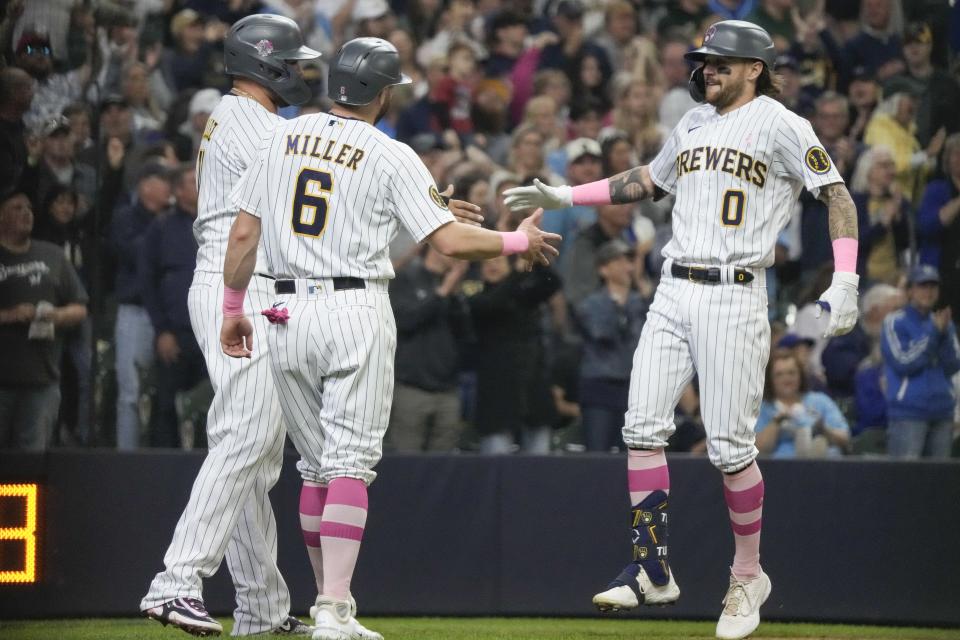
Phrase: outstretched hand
[
  {"left": 515, "top": 208, "right": 562, "bottom": 271},
  {"left": 503, "top": 179, "right": 572, "bottom": 213},
  {"left": 221, "top": 315, "right": 254, "bottom": 358}
]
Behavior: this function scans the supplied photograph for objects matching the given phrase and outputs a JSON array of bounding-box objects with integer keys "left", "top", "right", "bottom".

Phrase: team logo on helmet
[
  {"left": 805, "top": 146, "right": 832, "bottom": 174},
  {"left": 255, "top": 39, "right": 274, "bottom": 56},
  {"left": 429, "top": 185, "right": 449, "bottom": 210},
  {"left": 703, "top": 25, "right": 717, "bottom": 44}
]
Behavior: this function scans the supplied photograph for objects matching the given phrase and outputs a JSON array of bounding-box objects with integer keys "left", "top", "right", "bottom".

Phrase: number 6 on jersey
[{"left": 292, "top": 169, "right": 334, "bottom": 237}]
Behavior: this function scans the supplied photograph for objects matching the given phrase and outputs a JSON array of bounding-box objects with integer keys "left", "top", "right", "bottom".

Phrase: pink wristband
[
  {"left": 499, "top": 231, "right": 530, "bottom": 256},
  {"left": 571, "top": 178, "right": 612, "bottom": 206},
  {"left": 832, "top": 238, "right": 858, "bottom": 273},
  {"left": 223, "top": 285, "right": 247, "bottom": 318}
]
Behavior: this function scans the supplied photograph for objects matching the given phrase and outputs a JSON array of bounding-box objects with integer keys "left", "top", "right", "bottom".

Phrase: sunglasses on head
[{"left": 24, "top": 44, "right": 52, "bottom": 56}]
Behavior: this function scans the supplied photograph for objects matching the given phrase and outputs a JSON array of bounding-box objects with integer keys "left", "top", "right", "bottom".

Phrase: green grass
[{"left": 0, "top": 618, "right": 957, "bottom": 640}]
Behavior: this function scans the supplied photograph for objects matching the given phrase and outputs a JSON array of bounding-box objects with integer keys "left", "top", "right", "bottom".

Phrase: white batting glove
[
  {"left": 503, "top": 179, "right": 572, "bottom": 212},
  {"left": 815, "top": 272, "right": 860, "bottom": 337}
]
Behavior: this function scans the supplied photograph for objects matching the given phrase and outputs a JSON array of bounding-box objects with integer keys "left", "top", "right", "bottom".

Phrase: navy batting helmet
[
  {"left": 327, "top": 38, "right": 411, "bottom": 106},
  {"left": 224, "top": 14, "right": 320, "bottom": 107},
  {"left": 685, "top": 20, "right": 776, "bottom": 102}
]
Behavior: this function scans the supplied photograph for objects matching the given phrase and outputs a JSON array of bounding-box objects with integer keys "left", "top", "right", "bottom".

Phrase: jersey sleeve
[
  {"left": 384, "top": 142, "right": 456, "bottom": 242},
  {"left": 646, "top": 119, "right": 683, "bottom": 194},
  {"left": 229, "top": 147, "right": 269, "bottom": 219},
  {"left": 773, "top": 113, "right": 843, "bottom": 197}
]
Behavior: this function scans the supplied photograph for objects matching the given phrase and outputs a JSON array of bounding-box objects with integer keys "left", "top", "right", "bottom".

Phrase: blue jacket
[
  {"left": 916, "top": 178, "right": 954, "bottom": 268},
  {"left": 880, "top": 305, "right": 960, "bottom": 422},
  {"left": 139, "top": 208, "right": 198, "bottom": 333},
  {"left": 110, "top": 201, "right": 159, "bottom": 305},
  {"left": 575, "top": 289, "right": 647, "bottom": 381}
]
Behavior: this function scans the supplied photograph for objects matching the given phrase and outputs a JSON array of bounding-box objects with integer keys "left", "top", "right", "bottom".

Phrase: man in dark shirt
[
  {"left": 0, "top": 68, "right": 34, "bottom": 195},
  {"left": 140, "top": 164, "right": 205, "bottom": 448},
  {"left": 0, "top": 191, "right": 88, "bottom": 450},
  {"left": 564, "top": 202, "right": 634, "bottom": 307},
  {"left": 388, "top": 246, "right": 471, "bottom": 451},
  {"left": 110, "top": 163, "right": 172, "bottom": 449}
]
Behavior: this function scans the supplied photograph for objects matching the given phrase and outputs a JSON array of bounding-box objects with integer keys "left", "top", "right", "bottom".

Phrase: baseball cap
[
  {"left": 101, "top": 94, "right": 129, "bottom": 110},
  {"left": 904, "top": 22, "right": 933, "bottom": 45},
  {"left": 775, "top": 54, "right": 799, "bottom": 72},
  {"left": 15, "top": 31, "right": 51, "bottom": 56},
  {"left": 409, "top": 132, "right": 445, "bottom": 155},
  {"left": 565, "top": 138, "right": 602, "bottom": 163},
  {"left": 354, "top": 0, "right": 390, "bottom": 21},
  {"left": 850, "top": 65, "right": 876, "bottom": 83},
  {"left": 137, "top": 162, "right": 172, "bottom": 184},
  {"left": 189, "top": 89, "right": 222, "bottom": 117},
  {"left": 908, "top": 264, "right": 940, "bottom": 285},
  {"left": 595, "top": 239, "right": 633, "bottom": 266},
  {"left": 170, "top": 9, "right": 202, "bottom": 39},
  {"left": 883, "top": 76, "right": 923, "bottom": 98},
  {"left": 42, "top": 115, "right": 71, "bottom": 137},
  {"left": 777, "top": 333, "right": 815, "bottom": 349},
  {"left": 556, "top": 0, "right": 585, "bottom": 20}
]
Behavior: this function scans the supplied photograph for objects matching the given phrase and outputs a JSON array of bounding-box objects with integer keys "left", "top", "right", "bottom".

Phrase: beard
[
  {"left": 706, "top": 74, "right": 747, "bottom": 110},
  {"left": 374, "top": 90, "right": 392, "bottom": 125}
]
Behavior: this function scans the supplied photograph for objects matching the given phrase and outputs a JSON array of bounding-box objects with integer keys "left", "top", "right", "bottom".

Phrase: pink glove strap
[
  {"left": 223, "top": 285, "right": 247, "bottom": 318},
  {"left": 499, "top": 231, "right": 530, "bottom": 256},
  {"left": 832, "top": 238, "right": 858, "bottom": 273},
  {"left": 571, "top": 179, "right": 612, "bottom": 206}
]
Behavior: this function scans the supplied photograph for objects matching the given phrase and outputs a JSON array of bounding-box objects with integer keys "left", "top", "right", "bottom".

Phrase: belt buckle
[
  {"left": 307, "top": 280, "right": 323, "bottom": 296},
  {"left": 687, "top": 267, "right": 695, "bottom": 282}
]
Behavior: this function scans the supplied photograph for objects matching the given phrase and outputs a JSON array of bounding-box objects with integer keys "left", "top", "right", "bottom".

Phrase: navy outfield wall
[{"left": 1, "top": 451, "right": 959, "bottom": 626}]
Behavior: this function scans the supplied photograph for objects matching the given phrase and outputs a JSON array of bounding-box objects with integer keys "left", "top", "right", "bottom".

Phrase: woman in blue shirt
[{"left": 755, "top": 351, "right": 851, "bottom": 458}]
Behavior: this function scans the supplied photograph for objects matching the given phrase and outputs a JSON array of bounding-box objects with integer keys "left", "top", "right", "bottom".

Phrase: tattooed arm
[
  {"left": 608, "top": 166, "right": 666, "bottom": 204},
  {"left": 818, "top": 182, "right": 859, "bottom": 240}
]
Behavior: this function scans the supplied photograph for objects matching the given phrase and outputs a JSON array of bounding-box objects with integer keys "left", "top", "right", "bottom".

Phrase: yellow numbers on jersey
[
  {"left": 720, "top": 189, "right": 746, "bottom": 227},
  {"left": 291, "top": 168, "right": 334, "bottom": 237}
]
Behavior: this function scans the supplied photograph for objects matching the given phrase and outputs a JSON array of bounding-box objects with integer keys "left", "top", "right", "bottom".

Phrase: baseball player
[
  {"left": 140, "top": 15, "right": 318, "bottom": 637},
  {"left": 219, "top": 37, "right": 560, "bottom": 640},
  {"left": 504, "top": 20, "right": 860, "bottom": 640}
]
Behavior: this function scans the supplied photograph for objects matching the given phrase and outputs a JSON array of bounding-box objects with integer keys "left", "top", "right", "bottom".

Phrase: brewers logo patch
[
  {"left": 429, "top": 185, "right": 449, "bottom": 210},
  {"left": 805, "top": 146, "right": 831, "bottom": 174}
]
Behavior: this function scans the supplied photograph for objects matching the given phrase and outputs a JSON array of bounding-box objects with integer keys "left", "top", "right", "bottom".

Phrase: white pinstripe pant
[
  {"left": 623, "top": 261, "right": 771, "bottom": 472},
  {"left": 141, "top": 273, "right": 290, "bottom": 635},
  {"left": 266, "top": 280, "right": 395, "bottom": 487}
]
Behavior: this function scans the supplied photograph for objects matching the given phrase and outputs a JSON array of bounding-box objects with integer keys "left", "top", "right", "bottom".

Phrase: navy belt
[
  {"left": 274, "top": 277, "right": 366, "bottom": 294},
  {"left": 670, "top": 264, "right": 754, "bottom": 285}
]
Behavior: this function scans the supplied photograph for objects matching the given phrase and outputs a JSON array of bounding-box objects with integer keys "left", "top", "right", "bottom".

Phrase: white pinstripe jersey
[
  {"left": 194, "top": 95, "right": 282, "bottom": 274},
  {"left": 649, "top": 95, "right": 842, "bottom": 269},
  {"left": 231, "top": 113, "right": 455, "bottom": 279}
]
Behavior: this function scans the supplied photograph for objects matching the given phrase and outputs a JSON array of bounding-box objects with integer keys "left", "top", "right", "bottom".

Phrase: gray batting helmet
[
  {"left": 684, "top": 20, "right": 776, "bottom": 102},
  {"left": 224, "top": 14, "right": 320, "bottom": 107},
  {"left": 327, "top": 37, "right": 411, "bottom": 106}
]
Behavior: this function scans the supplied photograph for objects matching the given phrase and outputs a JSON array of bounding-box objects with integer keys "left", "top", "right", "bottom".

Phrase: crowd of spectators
[{"left": 1, "top": 0, "right": 959, "bottom": 459}]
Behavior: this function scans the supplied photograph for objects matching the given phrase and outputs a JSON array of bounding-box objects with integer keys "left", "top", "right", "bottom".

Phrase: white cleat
[
  {"left": 592, "top": 563, "right": 680, "bottom": 612},
  {"left": 715, "top": 568, "right": 772, "bottom": 640},
  {"left": 310, "top": 596, "right": 383, "bottom": 640}
]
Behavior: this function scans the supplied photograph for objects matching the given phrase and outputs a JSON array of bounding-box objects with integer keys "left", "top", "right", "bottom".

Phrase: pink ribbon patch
[{"left": 261, "top": 307, "right": 290, "bottom": 325}]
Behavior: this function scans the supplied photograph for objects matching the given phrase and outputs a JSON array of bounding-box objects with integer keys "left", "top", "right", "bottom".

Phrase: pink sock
[
  {"left": 723, "top": 462, "right": 764, "bottom": 578},
  {"left": 299, "top": 481, "right": 328, "bottom": 595},
  {"left": 628, "top": 448, "right": 669, "bottom": 505},
  {"left": 320, "top": 477, "right": 368, "bottom": 600}
]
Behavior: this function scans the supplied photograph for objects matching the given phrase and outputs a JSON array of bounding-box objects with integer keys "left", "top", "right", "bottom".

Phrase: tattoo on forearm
[
  {"left": 609, "top": 167, "right": 650, "bottom": 203},
  {"left": 819, "top": 182, "right": 859, "bottom": 240}
]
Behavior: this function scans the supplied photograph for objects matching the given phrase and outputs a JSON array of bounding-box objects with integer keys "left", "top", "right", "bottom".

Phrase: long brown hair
[
  {"left": 763, "top": 350, "right": 808, "bottom": 402},
  {"left": 756, "top": 66, "right": 782, "bottom": 98}
]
